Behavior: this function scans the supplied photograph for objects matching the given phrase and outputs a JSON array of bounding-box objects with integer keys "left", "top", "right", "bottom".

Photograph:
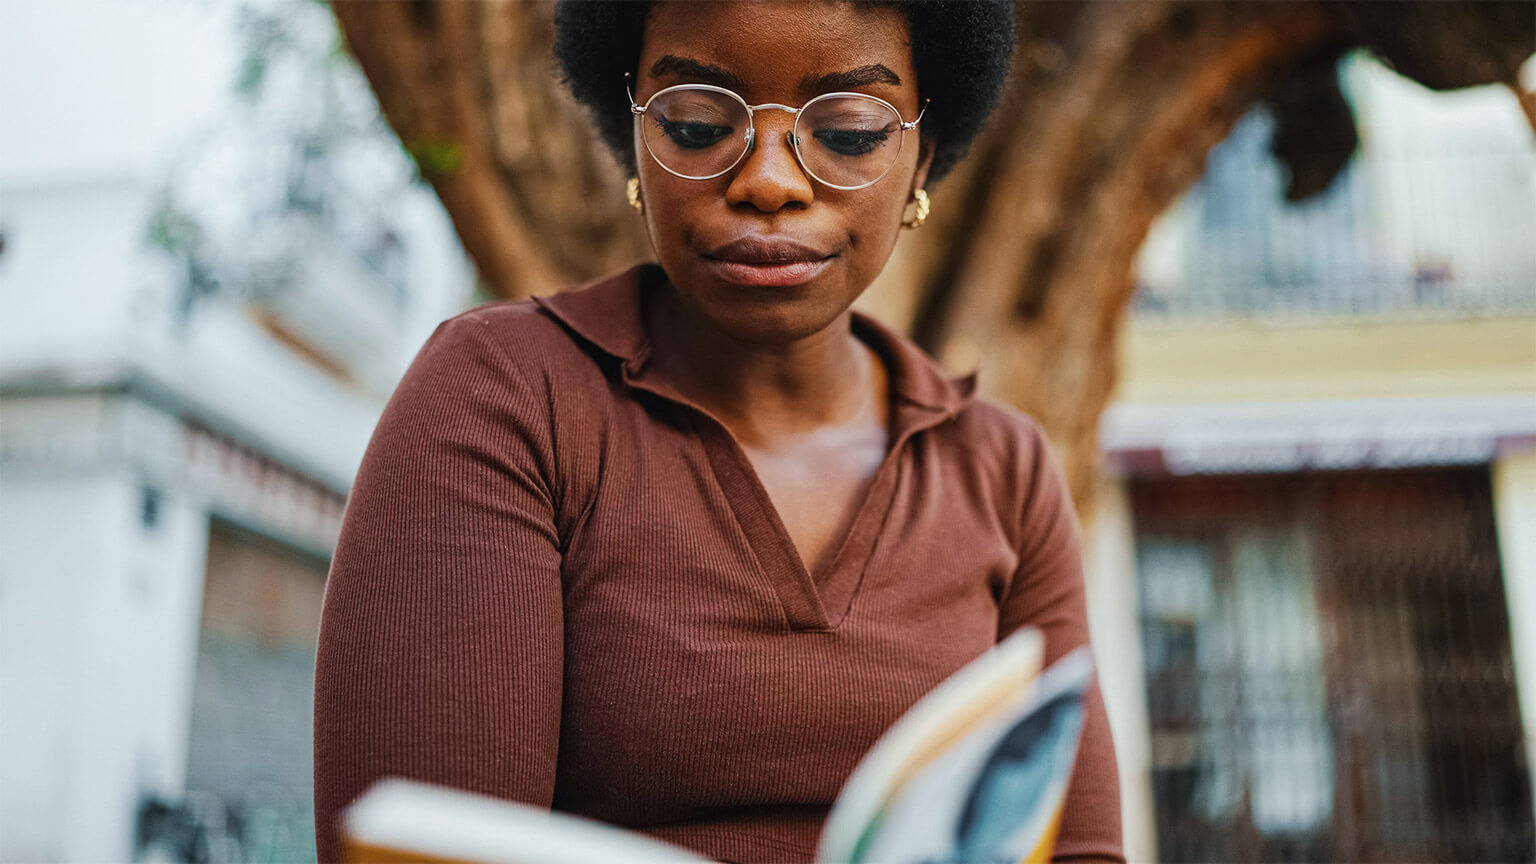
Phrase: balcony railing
[{"left": 1133, "top": 106, "right": 1536, "bottom": 323}]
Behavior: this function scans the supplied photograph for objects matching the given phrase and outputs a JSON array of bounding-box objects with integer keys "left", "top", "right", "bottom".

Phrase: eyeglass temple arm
[
  {"left": 625, "top": 72, "right": 645, "bottom": 114},
  {"left": 901, "top": 98, "right": 930, "bottom": 131}
]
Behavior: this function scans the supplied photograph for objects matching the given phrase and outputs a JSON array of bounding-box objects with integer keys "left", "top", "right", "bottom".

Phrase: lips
[{"left": 702, "top": 236, "right": 836, "bottom": 287}]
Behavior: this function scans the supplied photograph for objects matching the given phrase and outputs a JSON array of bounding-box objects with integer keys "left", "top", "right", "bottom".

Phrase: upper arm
[
  {"left": 312, "top": 314, "right": 565, "bottom": 863},
  {"left": 997, "top": 421, "right": 1125, "bottom": 863},
  {"left": 997, "top": 423, "right": 1087, "bottom": 653}
]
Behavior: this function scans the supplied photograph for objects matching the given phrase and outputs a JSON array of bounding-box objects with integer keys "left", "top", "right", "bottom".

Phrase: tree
[
  {"left": 150, "top": 0, "right": 421, "bottom": 365},
  {"left": 329, "top": 0, "right": 1533, "bottom": 515}
]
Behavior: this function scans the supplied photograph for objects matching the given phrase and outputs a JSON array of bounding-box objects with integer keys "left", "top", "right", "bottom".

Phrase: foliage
[{"left": 145, "top": 0, "right": 421, "bottom": 329}]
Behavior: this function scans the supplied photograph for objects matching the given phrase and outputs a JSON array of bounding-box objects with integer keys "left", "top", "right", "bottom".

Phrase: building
[
  {"left": 1090, "top": 53, "right": 1536, "bottom": 862},
  {"left": 0, "top": 3, "right": 472, "bottom": 860}
]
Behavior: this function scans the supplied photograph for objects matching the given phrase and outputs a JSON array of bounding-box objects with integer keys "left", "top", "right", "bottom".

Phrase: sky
[{"left": 0, "top": 0, "right": 238, "bottom": 188}]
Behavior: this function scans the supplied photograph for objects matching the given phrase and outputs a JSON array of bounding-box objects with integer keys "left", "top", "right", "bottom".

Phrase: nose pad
[
  {"left": 743, "top": 127, "right": 799, "bottom": 155},
  {"left": 741, "top": 124, "right": 805, "bottom": 168}
]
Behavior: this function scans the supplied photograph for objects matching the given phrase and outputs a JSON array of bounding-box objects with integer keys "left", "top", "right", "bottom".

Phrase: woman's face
[{"left": 634, "top": 1, "right": 932, "bottom": 345}]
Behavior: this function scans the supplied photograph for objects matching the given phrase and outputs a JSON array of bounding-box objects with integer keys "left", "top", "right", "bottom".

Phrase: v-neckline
[
  {"left": 737, "top": 436, "right": 887, "bottom": 585},
  {"left": 609, "top": 338, "right": 966, "bottom": 632},
  {"left": 691, "top": 410, "right": 904, "bottom": 631}
]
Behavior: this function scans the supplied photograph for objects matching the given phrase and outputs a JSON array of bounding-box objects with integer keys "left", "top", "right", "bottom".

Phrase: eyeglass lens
[{"left": 639, "top": 88, "right": 905, "bottom": 188}]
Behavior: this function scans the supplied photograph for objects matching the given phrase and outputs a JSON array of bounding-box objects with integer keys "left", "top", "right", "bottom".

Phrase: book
[{"left": 341, "top": 627, "right": 1093, "bottom": 864}]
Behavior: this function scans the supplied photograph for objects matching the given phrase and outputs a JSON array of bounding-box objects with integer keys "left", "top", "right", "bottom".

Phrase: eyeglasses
[{"left": 626, "top": 74, "right": 927, "bottom": 191}]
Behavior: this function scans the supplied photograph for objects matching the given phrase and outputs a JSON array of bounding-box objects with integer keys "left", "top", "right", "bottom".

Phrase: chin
[
  {"left": 701, "top": 286, "right": 850, "bottom": 345},
  {"left": 680, "top": 261, "right": 859, "bottom": 345},
  {"left": 713, "top": 297, "right": 843, "bottom": 345}
]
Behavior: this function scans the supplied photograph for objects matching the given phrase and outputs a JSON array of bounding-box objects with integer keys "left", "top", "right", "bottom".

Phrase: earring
[
  {"left": 626, "top": 177, "right": 643, "bottom": 213},
  {"left": 902, "top": 188, "right": 930, "bottom": 229}
]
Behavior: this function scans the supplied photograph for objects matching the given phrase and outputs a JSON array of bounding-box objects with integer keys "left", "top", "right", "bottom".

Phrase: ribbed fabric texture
[{"left": 312, "top": 264, "right": 1123, "bottom": 864}]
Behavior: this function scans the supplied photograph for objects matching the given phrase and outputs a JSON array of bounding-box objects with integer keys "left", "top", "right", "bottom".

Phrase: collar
[{"left": 531, "top": 263, "right": 977, "bottom": 421}]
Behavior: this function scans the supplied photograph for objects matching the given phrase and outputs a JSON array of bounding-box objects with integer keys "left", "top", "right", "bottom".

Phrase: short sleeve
[
  {"left": 312, "top": 314, "right": 565, "bottom": 863},
  {"left": 998, "top": 423, "right": 1124, "bottom": 863}
]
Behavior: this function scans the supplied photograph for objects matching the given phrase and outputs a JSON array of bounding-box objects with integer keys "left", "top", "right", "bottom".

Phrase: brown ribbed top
[{"left": 312, "top": 264, "right": 1122, "bottom": 864}]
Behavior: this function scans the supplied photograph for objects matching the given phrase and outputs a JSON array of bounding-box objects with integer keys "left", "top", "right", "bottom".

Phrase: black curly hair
[{"left": 552, "top": 1, "right": 1015, "bottom": 185}]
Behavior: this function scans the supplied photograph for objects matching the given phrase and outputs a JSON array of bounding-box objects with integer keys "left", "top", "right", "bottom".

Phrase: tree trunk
[
  {"left": 876, "top": 2, "right": 1338, "bottom": 512},
  {"left": 331, "top": 0, "right": 1531, "bottom": 518}
]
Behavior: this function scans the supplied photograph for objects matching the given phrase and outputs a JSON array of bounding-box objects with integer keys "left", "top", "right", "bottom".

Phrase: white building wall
[
  {"left": 1085, "top": 477, "right": 1157, "bottom": 864},
  {"left": 0, "top": 464, "right": 208, "bottom": 862},
  {"left": 0, "top": 380, "right": 356, "bottom": 861},
  {"left": 1494, "top": 448, "right": 1536, "bottom": 828}
]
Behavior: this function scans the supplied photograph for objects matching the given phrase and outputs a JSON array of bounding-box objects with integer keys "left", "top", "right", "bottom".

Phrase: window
[{"left": 1133, "top": 468, "right": 1532, "bottom": 862}]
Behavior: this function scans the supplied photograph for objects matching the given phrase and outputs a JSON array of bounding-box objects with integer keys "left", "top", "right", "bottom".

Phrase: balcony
[{"left": 1133, "top": 90, "right": 1536, "bottom": 325}]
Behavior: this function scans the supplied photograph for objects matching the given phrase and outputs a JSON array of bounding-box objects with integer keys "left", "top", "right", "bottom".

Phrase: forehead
[{"left": 639, "top": 1, "right": 914, "bottom": 101}]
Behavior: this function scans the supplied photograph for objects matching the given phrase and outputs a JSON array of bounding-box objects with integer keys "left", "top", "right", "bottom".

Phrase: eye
[
  {"left": 812, "top": 129, "right": 890, "bottom": 157},
  {"left": 656, "top": 117, "right": 733, "bottom": 149}
]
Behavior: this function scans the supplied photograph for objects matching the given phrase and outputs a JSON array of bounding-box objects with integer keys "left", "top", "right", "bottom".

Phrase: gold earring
[
  {"left": 626, "top": 177, "right": 643, "bottom": 213},
  {"left": 902, "top": 188, "right": 930, "bottom": 229}
]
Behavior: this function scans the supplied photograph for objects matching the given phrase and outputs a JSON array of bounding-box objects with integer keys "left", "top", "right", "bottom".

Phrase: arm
[
  {"left": 997, "top": 423, "right": 1124, "bottom": 864},
  {"left": 312, "top": 314, "right": 565, "bottom": 863}
]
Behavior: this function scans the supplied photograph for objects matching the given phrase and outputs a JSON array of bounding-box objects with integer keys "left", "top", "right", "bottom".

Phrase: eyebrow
[
  {"left": 800, "top": 64, "right": 903, "bottom": 93},
  {"left": 648, "top": 55, "right": 746, "bottom": 92},
  {"left": 647, "top": 56, "right": 903, "bottom": 97}
]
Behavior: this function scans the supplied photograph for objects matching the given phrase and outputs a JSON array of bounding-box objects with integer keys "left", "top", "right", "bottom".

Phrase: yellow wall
[{"left": 1118, "top": 317, "right": 1536, "bottom": 404}]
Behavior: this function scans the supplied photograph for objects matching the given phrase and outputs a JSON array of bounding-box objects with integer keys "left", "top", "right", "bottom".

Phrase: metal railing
[
  {"left": 1132, "top": 467, "right": 1534, "bottom": 863},
  {"left": 1133, "top": 107, "right": 1536, "bottom": 323}
]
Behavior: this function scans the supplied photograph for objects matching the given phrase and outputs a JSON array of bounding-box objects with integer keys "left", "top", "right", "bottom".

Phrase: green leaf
[{"left": 404, "top": 138, "right": 465, "bottom": 177}]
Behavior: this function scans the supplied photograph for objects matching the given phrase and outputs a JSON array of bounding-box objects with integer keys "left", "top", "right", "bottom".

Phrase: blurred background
[{"left": 0, "top": 1, "right": 1532, "bottom": 863}]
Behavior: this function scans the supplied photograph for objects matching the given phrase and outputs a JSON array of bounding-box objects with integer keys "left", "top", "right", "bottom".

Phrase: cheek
[
  {"left": 637, "top": 170, "right": 694, "bottom": 255},
  {"left": 849, "top": 149, "right": 922, "bottom": 255},
  {"left": 842, "top": 193, "right": 907, "bottom": 275}
]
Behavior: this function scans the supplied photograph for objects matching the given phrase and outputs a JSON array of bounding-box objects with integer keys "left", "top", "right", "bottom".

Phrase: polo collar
[{"left": 532, "top": 263, "right": 977, "bottom": 419}]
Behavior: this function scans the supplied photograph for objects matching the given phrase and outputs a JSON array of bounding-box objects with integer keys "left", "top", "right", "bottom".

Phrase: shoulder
[
  {"left": 398, "top": 296, "right": 617, "bottom": 416},
  {"left": 945, "top": 395, "right": 1056, "bottom": 483},
  {"left": 953, "top": 396, "right": 1050, "bottom": 450},
  {"left": 435, "top": 264, "right": 655, "bottom": 390},
  {"left": 434, "top": 297, "right": 596, "bottom": 375},
  {"left": 940, "top": 395, "right": 1075, "bottom": 552},
  {"left": 372, "top": 298, "right": 614, "bottom": 471}
]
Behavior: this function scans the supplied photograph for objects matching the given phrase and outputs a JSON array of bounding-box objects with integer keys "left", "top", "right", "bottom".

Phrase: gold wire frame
[{"left": 625, "top": 74, "right": 927, "bottom": 191}]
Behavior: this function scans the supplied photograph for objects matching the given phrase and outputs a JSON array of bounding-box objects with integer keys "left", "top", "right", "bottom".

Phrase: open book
[{"left": 341, "top": 628, "right": 1093, "bottom": 864}]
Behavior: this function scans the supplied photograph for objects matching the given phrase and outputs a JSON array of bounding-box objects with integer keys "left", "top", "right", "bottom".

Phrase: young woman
[{"left": 313, "top": 3, "right": 1123, "bottom": 862}]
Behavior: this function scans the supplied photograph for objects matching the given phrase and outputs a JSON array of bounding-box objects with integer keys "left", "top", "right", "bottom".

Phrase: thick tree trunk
[
  {"left": 896, "top": 2, "right": 1335, "bottom": 512},
  {"left": 332, "top": 0, "right": 1530, "bottom": 518},
  {"left": 331, "top": 1, "right": 648, "bottom": 300}
]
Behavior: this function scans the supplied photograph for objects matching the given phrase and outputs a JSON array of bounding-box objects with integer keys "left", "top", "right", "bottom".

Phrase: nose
[{"left": 725, "top": 111, "right": 815, "bottom": 213}]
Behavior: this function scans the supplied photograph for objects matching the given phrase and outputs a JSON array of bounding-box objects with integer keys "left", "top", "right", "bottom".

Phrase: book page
[
  {"left": 341, "top": 780, "right": 713, "bottom": 864},
  {"left": 819, "top": 631, "right": 1093, "bottom": 864}
]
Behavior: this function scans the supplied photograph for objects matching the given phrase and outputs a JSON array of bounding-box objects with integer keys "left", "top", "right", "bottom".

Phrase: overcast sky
[{"left": 0, "top": 0, "right": 237, "bottom": 187}]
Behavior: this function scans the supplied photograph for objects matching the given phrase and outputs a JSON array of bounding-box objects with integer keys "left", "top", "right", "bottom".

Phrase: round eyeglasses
[{"left": 626, "top": 75, "right": 927, "bottom": 191}]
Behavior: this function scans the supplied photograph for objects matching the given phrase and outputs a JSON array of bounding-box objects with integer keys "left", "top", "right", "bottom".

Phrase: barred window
[{"left": 1133, "top": 468, "right": 1533, "bottom": 862}]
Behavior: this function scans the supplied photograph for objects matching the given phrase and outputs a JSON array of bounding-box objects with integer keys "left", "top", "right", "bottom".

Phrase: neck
[{"left": 644, "top": 281, "right": 879, "bottom": 447}]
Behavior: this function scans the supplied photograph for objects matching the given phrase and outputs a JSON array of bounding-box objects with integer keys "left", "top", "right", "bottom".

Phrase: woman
[{"left": 313, "top": 2, "right": 1122, "bottom": 862}]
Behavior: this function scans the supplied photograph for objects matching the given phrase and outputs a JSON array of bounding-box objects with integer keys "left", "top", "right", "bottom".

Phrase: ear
[{"left": 911, "top": 137, "right": 936, "bottom": 193}]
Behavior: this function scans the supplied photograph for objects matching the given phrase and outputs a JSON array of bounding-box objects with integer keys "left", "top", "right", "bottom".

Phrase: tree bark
[
  {"left": 331, "top": 1, "right": 648, "bottom": 300},
  {"left": 332, "top": 0, "right": 1532, "bottom": 518},
  {"left": 901, "top": 2, "right": 1336, "bottom": 513}
]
